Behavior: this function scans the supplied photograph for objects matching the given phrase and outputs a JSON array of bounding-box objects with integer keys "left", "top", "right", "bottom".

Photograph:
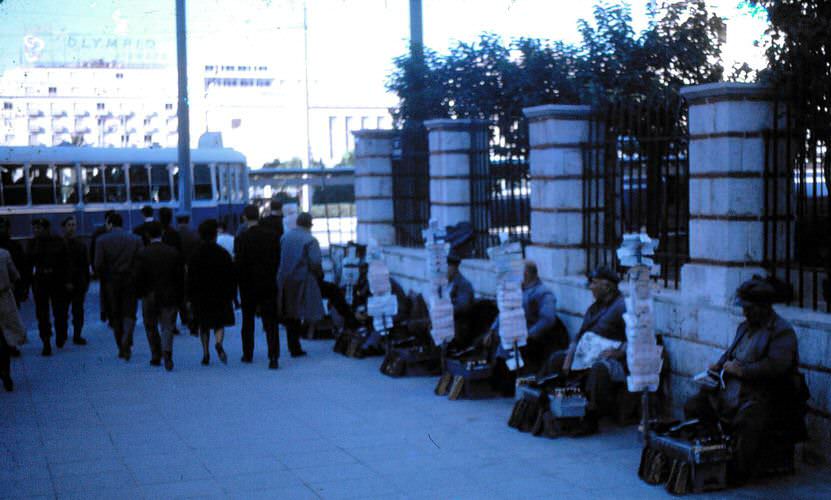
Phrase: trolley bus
[{"left": 0, "top": 144, "right": 248, "bottom": 238}]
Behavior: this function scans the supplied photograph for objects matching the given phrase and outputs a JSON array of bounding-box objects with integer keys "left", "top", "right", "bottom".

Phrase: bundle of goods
[{"left": 508, "top": 375, "right": 591, "bottom": 437}]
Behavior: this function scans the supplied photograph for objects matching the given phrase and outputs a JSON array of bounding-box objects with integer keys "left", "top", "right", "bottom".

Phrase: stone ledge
[
  {"left": 352, "top": 129, "right": 397, "bottom": 140},
  {"left": 523, "top": 104, "right": 592, "bottom": 120},
  {"left": 424, "top": 118, "right": 489, "bottom": 132},
  {"left": 681, "top": 82, "right": 773, "bottom": 104}
]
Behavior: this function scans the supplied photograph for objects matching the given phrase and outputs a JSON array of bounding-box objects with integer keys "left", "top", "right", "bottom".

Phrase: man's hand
[{"left": 722, "top": 360, "right": 743, "bottom": 377}]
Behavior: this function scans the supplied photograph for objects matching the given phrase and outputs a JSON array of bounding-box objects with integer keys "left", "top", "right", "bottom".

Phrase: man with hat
[
  {"left": 28, "top": 218, "right": 71, "bottom": 356},
  {"left": 446, "top": 253, "right": 475, "bottom": 344},
  {"left": 539, "top": 265, "right": 627, "bottom": 432},
  {"left": 684, "top": 275, "right": 804, "bottom": 483},
  {"left": 276, "top": 212, "right": 319, "bottom": 367}
]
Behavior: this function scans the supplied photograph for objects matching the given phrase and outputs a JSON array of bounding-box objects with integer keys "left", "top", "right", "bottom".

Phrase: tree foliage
[{"left": 386, "top": 1, "right": 725, "bottom": 152}]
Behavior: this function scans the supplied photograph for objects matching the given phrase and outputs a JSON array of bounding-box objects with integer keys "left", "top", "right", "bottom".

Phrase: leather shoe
[
  {"left": 268, "top": 358, "right": 279, "bottom": 370},
  {"left": 8, "top": 346, "right": 20, "bottom": 358},
  {"left": 215, "top": 343, "right": 227, "bottom": 364},
  {"left": 41, "top": 344, "right": 52, "bottom": 357},
  {"left": 1, "top": 376, "right": 12, "bottom": 392},
  {"left": 290, "top": 351, "right": 308, "bottom": 358},
  {"left": 240, "top": 355, "right": 253, "bottom": 364},
  {"left": 149, "top": 357, "right": 162, "bottom": 367},
  {"left": 56, "top": 337, "right": 66, "bottom": 349},
  {"left": 163, "top": 352, "right": 173, "bottom": 371},
  {"left": 72, "top": 336, "right": 87, "bottom": 346},
  {"left": 201, "top": 354, "right": 209, "bottom": 366}
]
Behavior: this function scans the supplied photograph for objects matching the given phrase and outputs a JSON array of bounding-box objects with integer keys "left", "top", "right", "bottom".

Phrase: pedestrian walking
[
  {"left": 176, "top": 213, "right": 200, "bottom": 335},
  {"left": 235, "top": 205, "right": 280, "bottom": 368},
  {"left": 133, "top": 205, "right": 155, "bottom": 246},
  {"left": 187, "top": 219, "right": 235, "bottom": 366},
  {"left": 260, "top": 199, "right": 284, "bottom": 241},
  {"left": 277, "top": 212, "right": 322, "bottom": 360},
  {"left": 216, "top": 220, "right": 235, "bottom": 257},
  {"left": 135, "top": 222, "right": 183, "bottom": 371},
  {"left": 90, "top": 210, "right": 116, "bottom": 323},
  {"left": 60, "top": 216, "right": 89, "bottom": 346},
  {"left": 0, "top": 217, "right": 28, "bottom": 359},
  {"left": 94, "top": 213, "right": 142, "bottom": 360},
  {"left": 1, "top": 247, "right": 26, "bottom": 392},
  {"left": 28, "top": 218, "right": 71, "bottom": 356}
]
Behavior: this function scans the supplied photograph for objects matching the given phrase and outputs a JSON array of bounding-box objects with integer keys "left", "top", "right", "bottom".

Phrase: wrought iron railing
[
  {"left": 582, "top": 98, "right": 690, "bottom": 288},
  {"left": 391, "top": 123, "right": 430, "bottom": 247}
]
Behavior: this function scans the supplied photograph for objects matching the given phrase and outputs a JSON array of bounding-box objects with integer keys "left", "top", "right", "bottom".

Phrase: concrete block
[
  {"left": 531, "top": 211, "right": 582, "bottom": 246},
  {"left": 681, "top": 263, "right": 766, "bottom": 307},
  {"left": 354, "top": 136, "right": 394, "bottom": 158},
  {"left": 460, "top": 259, "right": 496, "bottom": 298},
  {"left": 663, "top": 335, "right": 722, "bottom": 377},
  {"left": 357, "top": 223, "right": 394, "bottom": 246},
  {"left": 529, "top": 179, "right": 582, "bottom": 210},
  {"left": 525, "top": 244, "right": 586, "bottom": 280},
  {"left": 695, "top": 307, "right": 739, "bottom": 349},
  {"left": 354, "top": 176, "right": 393, "bottom": 199},
  {"left": 689, "top": 178, "right": 764, "bottom": 216},
  {"left": 428, "top": 153, "right": 471, "bottom": 178},
  {"left": 355, "top": 199, "right": 393, "bottom": 222},
  {"left": 804, "top": 369, "right": 831, "bottom": 415},
  {"left": 428, "top": 130, "right": 471, "bottom": 153},
  {"left": 430, "top": 205, "right": 469, "bottom": 228},
  {"left": 529, "top": 118, "right": 590, "bottom": 146},
  {"left": 688, "top": 136, "right": 766, "bottom": 176},
  {"left": 713, "top": 100, "right": 774, "bottom": 135},
  {"left": 354, "top": 157, "right": 393, "bottom": 176},
  {"left": 549, "top": 280, "right": 593, "bottom": 319},
  {"left": 796, "top": 327, "right": 831, "bottom": 369},
  {"left": 429, "top": 179, "right": 470, "bottom": 204},
  {"left": 688, "top": 219, "right": 763, "bottom": 262}
]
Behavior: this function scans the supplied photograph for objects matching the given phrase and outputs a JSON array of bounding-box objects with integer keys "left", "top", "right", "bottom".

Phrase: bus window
[
  {"left": 105, "top": 165, "right": 127, "bottom": 203},
  {"left": 58, "top": 165, "right": 78, "bottom": 204},
  {"left": 30, "top": 165, "right": 57, "bottom": 205},
  {"left": 150, "top": 164, "right": 172, "bottom": 202},
  {"left": 193, "top": 164, "right": 212, "bottom": 200},
  {"left": 171, "top": 165, "right": 179, "bottom": 200},
  {"left": 0, "top": 165, "right": 27, "bottom": 206},
  {"left": 216, "top": 165, "right": 227, "bottom": 201},
  {"left": 130, "top": 165, "right": 150, "bottom": 202},
  {"left": 233, "top": 166, "right": 243, "bottom": 201},
  {"left": 82, "top": 166, "right": 104, "bottom": 203}
]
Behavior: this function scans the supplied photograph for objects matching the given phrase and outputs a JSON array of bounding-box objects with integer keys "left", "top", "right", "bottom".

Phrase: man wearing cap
[
  {"left": 133, "top": 205, "right": 155, "bottom": 246},
  {"left": 28, "top": 218, "right": 72, "bottom": 356},
  {"left": 277, "top": 212, "right": 320, "bottom": 365},
  {"left": 684, "top": 276, "right": 803, "bottom": 483},
  {"left": 540, "top": 266, "right": 626, "bottom": 432},
  {"left": 447, "top": 253, "right": 475, "bottom": 343}
]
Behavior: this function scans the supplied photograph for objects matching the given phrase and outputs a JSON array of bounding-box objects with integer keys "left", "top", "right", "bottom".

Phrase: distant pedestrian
[
  {"left": 94, "top": 213, "right": 142, "bottom": 360},
  {"left": 260, "top": 199, "right": 284, "bottom": 241},
  {"left": 1, "top": 247, "right": 26, "bottom": 392},
  {"left": 187, "top": 219, "right": 235, "bottom": 366},
  {"left": 0, "top": 217, "right": 28, "bottom": 359},
  {"left": 28, "top": 218, "right": 71, "bottom": 356},
  {"left": 90, "top": 210, "right": 116, "bottom": 323},
  {"left": 277, "top": 212, "right": 322, "bottom": 359},
  {"left": 133, "top": 205, "right": 155, "bottom": 246},
  {"left": 176, "top": 213, "right": 200, "bottom": 335},
  {"left": 60, "top": 216, "right": 89, "bottom": 346},
  {"left": 135, "top": 222, "right": 183, "bottom": 371},
  {"left": 235, "top": 205, "right": 280, "bottom": 367},
  {"left": 158, "top": 207, "right": 182, "bottom": 252}
]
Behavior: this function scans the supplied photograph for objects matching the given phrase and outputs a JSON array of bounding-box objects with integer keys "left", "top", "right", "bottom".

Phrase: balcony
[
  {"left": 29, "top": 126, "right": 45, "bottom": 134},
  {"left": 53, "top": 126, "right": 69, "bottom": 134},
  {"left": 28, "top": 109, "right": 45, "bottom": 118},
  {"left": 51, "top": 110, "right": 68, "bottom": 118},
  {"left": 74, "top": 110, "right": 90, "bottom": 118}
]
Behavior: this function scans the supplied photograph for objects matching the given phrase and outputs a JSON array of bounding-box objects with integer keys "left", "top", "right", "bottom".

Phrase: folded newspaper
[{"left": 571, "top": 332, "right": 623, "bottom": 371}]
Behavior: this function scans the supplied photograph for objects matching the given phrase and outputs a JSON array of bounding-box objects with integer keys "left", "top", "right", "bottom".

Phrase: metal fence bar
[{"left": 392, "top": 124, "right": 430, "bottom": 247}]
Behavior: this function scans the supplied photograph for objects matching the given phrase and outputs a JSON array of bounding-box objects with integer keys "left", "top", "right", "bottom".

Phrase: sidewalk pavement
[{"left": 2, "top": 284, "right": 830, "bottom": 499}]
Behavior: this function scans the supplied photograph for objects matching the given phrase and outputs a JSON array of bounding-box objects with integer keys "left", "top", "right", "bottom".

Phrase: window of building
[
  {"left": 97, "top": 102, "right": 105, "bottom": 110},
  {"left": 150, "top": 164, "right": 172, "bottom": 202},
  {"left": 97, "top": 118, "right": 105, "bottom": 126},
  {"left": 165, "top": 103, "right": 173, "bottom": 110},
  {"left": 231, "top": 118, "right": 241, "bottom": 129},
  {"left": 81, "top": 166, "right": 104, "bottom": 203},
  {"left": 376, "top": 116, "right": 384, "bottom": 129},
  {"left": 143, "top": 118, "right": 150, "bottom": 126},
  {"left": 30, "top": 165, "right": 56, "bottom": 205},
  {"left": 328, "top": 116, "right": 336, "bottom": 160},
  {"left": 48, "top": 87, "right": 57, "bottom": 95},
  {"left": 3, "top": 102, "right": 12, "bottom": 110},
  {"left": 129, "top": 164, "right": 150, "bottom": 202},
  {"left": 240, "top": 79, "right": 252, "bottom": 87},
  {"left": 205, "top": 65, "right": 215, "bottom": 71},
  {"left": 58, "top": 165, "right": 78, "bottom": 204},
  {"left": 104, "top": 165, "right": 126, "bottom": 202},
  {"left": 344, "top": 117, "right": 352, "bottom": 152},
  {"left": 115, "top": 73, "right": 124, "bottom": 79},
  {"left": 0, "top": 164, "right": 26, "bottom": 206},
  {"left": 144, "top": 134, "right": 152, "bottom": 143},
  {"left": 193, "top": 164, "right": 213, "bottom": 200}
]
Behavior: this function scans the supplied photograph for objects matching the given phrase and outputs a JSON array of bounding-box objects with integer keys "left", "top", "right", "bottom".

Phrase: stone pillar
[
  {"left": 424, "top": 118, "right": 489, "bottom": 229},
  {"left": 353, "top": 129, "right": 396, "bottom": 245},
  {"left": 522, "top": 104, "right": 592, "bottom": 280},
  {"left": 680, "top": 82, "right": 774, "bottom": 306}
]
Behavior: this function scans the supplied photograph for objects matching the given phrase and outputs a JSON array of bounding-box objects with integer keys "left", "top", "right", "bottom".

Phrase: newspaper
[{"left": 570, "top": 332, "right": 623, "bottom": 371}]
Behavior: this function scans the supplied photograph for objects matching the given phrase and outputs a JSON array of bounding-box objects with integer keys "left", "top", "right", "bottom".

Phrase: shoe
[
  {"left": 240, "top": 355, "right": 253, "bottom": 364},
  {"left": 268, "top": 358, "right": 279, "bottom": 370},
  {"left": 123, "top": 349, "right": 131, "bottom": 362},
  {"left": 149, "top": 357, "right": 162, "bottom": 367},
  {"left": 9, "top": 346, "right": 21, "bottom": 358},
  {"left": 117, "top": 350, "right": 126, "bottom": 359},
  {"left": 172, "top": 327, "right": 181, "bottom": 336},
  {"left": 56, "top": 337, "right": 66, "bottom": 349},
  {"left": 72, "top": 336, "right": 87, "bottom": 346},
  {"left": 215, "top": 344, "right": 227, "bottom": 364},
  {"left": 41, "top": 344, "right": 52, "bottom": 357},
  {"left": 290, "top": 351, "right": 308, "bottom": 358},
  {"left": 163, "top": 352, "right": 173, "bottom": 371},
  {"left": 201, "top": 354, "right": 209, "bottom": 366},
  {"left": 1, "top": 376, "right": 12, "bottom": 392}
]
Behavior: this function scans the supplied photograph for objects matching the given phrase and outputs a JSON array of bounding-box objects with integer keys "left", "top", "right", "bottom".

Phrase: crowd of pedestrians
[{"left": 0, "top": 199, "right": 324, "bottom": 391}]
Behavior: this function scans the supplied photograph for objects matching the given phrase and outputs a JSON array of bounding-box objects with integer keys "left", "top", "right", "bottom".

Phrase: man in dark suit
[
  {"left": 28, "top": 218, "right": 71, "bottom": 356},
  {"left": 94, "top": 213, "right": 142, "bottom": 360},
  {"left": 259, "top": 199, "right": 284, "bottom": 240},
  {"left": 90, "top": 210, "right": 116, "bottom": 323},
  {"left": 158, "top": 207, "right": 182, "bottom": 252},
  {"left": 235, "top": 204, "right": 280, "bottom": 367},
  {"left": 60, "top": 216, "right": 89, "bottom": 346},
  {"left": 132, "top": 205, "right": 154, "bottom": 246},
  {"left": 135, "top": 222, "right": 183, "bottom": 371}
]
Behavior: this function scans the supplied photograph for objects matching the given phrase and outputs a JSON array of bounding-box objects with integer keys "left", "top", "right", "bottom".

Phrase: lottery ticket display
[
  {"left": 487, "top": 239, "right": 527, "bottom": 351},
  {"left": 422, "top": 220, "right": 455, "bottom": 345}
]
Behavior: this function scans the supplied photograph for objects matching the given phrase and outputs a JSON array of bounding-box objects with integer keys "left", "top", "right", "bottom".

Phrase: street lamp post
[{"left": 176, "top": 0, "right": 192, "bottom": 215}]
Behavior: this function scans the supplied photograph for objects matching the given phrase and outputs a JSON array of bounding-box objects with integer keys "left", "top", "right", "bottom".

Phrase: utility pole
[
  {"left": 176, "top": 0, "right": 192, "bottom": 215},
  {"left": 301, "top": 0, "right": 312, "bottom": 212},
  {"left": 409, "top": 0, "right": 423, "bottom": 62}
]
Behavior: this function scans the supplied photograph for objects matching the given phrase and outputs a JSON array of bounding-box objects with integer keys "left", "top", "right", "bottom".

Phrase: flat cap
[
  {"left": 589, "top": 265, "right": 620, "bottom": 284},
  {"left": 296, "top": 212, "right": 313, "bottom": 228},
  {"left": 735, "top": 275, "right": 793, "bottom": 306}
]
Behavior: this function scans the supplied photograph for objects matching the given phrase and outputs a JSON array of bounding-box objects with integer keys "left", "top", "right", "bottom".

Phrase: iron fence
[
  {"left": 470, "top": 121, "right": 531, "bottom": 257},
  {"left": 763, "top": 100, "right": 831, "bottom": 312},
  {"left": 582, "top": 98, "right": 690, "bottom": 288},
  {"left": 392, "top": 123, "right": 430, "bottom": 247}
]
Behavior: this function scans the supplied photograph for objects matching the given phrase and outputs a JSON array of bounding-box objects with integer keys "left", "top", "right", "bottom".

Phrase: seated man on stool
[
  {"left": 539, "top": 266, "right": 626, "bottom": 433},
  {"left": 683, "top": 275, "right": 805, "bottom": 484},
  {"left": 446, "top": 253, "right": 475, "bottom": 348}
]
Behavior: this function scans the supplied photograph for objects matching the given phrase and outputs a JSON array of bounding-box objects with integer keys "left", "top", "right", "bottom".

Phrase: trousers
[
  {"left": 240, "top": 289, "right": 278, "bottom": 360},
  {"left": 282, "top": 318, "right": 305, "bottom": 357},
  {"left": 61, "top": 286, "right": 88, "bottom": 339},
  {"left": 33, "top": 280, "right": 67, "bottom": 345},
  {"left": 103, "top": 274, "right": 137, "bottom": 351},
  {"left": 142, "top": 293, "right": 177, "bottom": 359}
]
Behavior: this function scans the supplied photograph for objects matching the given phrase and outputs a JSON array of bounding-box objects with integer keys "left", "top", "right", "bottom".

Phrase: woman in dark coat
[{"left": 187, "top": 219, "right": 235, "bottom": 365}]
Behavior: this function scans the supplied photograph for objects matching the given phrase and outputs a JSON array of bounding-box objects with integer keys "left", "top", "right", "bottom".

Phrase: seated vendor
[
  {"left": 447, "top": 253, "right": 475, "bottom": 345},
  {"left": 683, "top": 275, "right": 805, "bottom": 484},
  {"left": 519, "top": 261, "right": 567, "bottom": 370},
  {"left": 539, "top": 266, "right": 626, "bottom": 432}
]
